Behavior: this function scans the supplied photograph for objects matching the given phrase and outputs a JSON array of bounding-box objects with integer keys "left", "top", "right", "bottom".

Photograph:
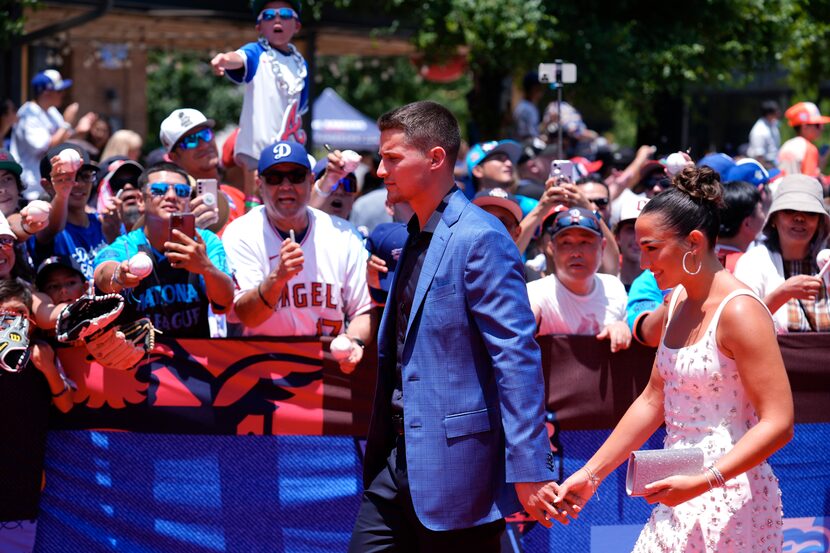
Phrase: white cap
[
  {"left": 0, "top": 211, "right": 15, "bottom": 240},
  {"left": 159, "top": 108, "right": 215, "bottom": 152},
  {"left": 615, "top": 195, "right": 649, "bottom": 230}
]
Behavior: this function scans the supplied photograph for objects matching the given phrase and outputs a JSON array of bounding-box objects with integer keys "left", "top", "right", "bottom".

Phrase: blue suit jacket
[{"left": 363, "top": 189, "right": 551, "bottom": 531}]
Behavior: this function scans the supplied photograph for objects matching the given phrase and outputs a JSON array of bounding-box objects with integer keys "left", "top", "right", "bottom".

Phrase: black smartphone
[{"left": 169, "top": 212, "right": 196, "bottom": 242}]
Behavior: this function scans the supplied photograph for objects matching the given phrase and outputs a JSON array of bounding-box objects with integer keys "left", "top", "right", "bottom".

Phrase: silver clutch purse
[{"left": 625, "top": 448, "right": 705, "bottom": 496}]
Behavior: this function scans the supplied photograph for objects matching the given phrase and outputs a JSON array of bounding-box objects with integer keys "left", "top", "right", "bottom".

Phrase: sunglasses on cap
[
  {"left": 332, "top": 176, "right": 357, "bottom": 194},
  {"left": 547, "top": 211, "right": 601, "bottom": 236},
  {"left": 262, "top": 169, "right": 308, "bottom": 186},
  {"left": 258, "top": 7, "right": 298, "bottom": 22},
  {"left": 176, "top": 128, "right": 214, "bottom": 151},
  {"left": 148, "top": 182, "right": 192, "bottom": 198}
]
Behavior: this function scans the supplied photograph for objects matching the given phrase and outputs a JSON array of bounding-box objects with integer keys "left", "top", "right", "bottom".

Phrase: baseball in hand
[
  {"left": 330, "top": 334, "right": 354, "bottom": 361},
  {"left": 128, "top": 252, "right": 153, "bottom": 279},
  {"left": 665, "top": 152, "right": 692, "bottom": 176},
  {"left": 24, "top": 200, "right": 51, "bottom": 223},
  {"left": 58, "top": 148, "right": 83, "bottom": 172},
  {"left": 341, "top": 150, "right": 362, "bottom": 174}
]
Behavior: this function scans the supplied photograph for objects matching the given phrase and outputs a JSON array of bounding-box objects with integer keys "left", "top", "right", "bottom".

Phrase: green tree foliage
[
  {"left": 145, "top": 50, "right": 243, "bottom": 151},
  {"left": 314, "top": 55, "right": 471, "bottom": 135},
  {"left": 0, "top": 0, "right": 39, "bottom": 48}
]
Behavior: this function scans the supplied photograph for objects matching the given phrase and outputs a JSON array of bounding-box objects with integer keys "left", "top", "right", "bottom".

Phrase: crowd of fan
[{"left": 0, "top": 69, "right": 828, "bottom": 373}]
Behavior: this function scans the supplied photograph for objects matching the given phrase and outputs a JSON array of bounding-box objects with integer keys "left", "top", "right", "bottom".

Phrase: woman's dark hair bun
[{"left": 671, "top": 166, "right": 724, "bottom": 207}]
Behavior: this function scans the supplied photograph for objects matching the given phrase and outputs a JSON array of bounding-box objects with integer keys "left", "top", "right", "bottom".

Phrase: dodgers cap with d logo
[{"left": 258, "top": 141, "right": 311, "bottom": 173}]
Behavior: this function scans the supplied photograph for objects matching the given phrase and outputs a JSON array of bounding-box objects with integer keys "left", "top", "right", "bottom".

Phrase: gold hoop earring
[{"left": 682, "top": 251, "right": 701, "bottom": 275}]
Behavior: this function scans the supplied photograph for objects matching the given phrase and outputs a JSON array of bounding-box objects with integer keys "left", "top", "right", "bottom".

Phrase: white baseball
[
  {"left": 666, "top": 152, "right": 691, "bottom": 176},
  {"left": 330, "top": 334, "right": 354, "bottom": 361},
  {"left": 128, "top": 252, "right": 154, "bottom": 279},
  {"left": 341, "top": 150, "right": 362, "bottom": 174},
  {"left": 24, "top": 200, "right": 51, "bottom": 223},
  {"left": 58, "top": 148, "right": 82, "bottom": 172}
]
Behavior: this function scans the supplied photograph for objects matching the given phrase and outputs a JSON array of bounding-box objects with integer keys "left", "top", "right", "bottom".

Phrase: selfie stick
[{"left": 555, "top": 59, "right": 564, "bottom": 159}]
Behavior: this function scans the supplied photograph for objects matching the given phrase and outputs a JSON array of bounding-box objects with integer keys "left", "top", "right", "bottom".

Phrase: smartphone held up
[{"left": 168, "top": 212, "right": 196, "bottom": 242}]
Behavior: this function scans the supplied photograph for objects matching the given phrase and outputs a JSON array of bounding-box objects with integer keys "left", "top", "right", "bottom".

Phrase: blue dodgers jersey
[{"left": 28, "top": 214, "right": 107, "bottom": 281}]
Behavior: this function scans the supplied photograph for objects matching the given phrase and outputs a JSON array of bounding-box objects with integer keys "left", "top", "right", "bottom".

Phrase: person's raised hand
[
  {"left": 62, "top": 102, "right": 80, "bottom": 126},
  {"left": 779, "top": 274, "right": 822, "bottom": 302},
  {"left": 191, "top": 194, "right": 219, "bottom": 229},
  {"left": 49, "top": 155, "right": 78, "bottom": 198},
  {"left": 75, "top": 112, "right": 97, "bottom": 135},
  {"left": 272, "top": 238, "right": 304, "bottom": 283},
  {"left": 165, "top": 230, "right": 212, "bottom": 275}
]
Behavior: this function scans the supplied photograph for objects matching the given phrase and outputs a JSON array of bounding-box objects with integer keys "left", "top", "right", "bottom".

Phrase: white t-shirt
[
  {"left": 226, "top": 40, "right": 309, "bottom": 162},
  {"left": 11, "top": 101, "right": 65, "bottom": 198},
  {"left": 222, "top": 205, "right": 371, "bottom": 337},
  {"left": 746, "top": 117, "right": 780, "bottom": 164},
  {"left": 527, "top": 272, "right": 628, "bottom": 335}
]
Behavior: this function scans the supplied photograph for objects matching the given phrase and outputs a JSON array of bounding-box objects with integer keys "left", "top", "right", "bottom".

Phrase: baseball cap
[
  {"left": 159, "top": 108, "right": 216, "bottom": 153},
  {"left": 365, "top": 222, "right": 408, "bottom": 301},
  {"left": 36, "top": 256, "right": 86, "bottom": 291},
  {"left": 724, "top": 158, "right": 775, "bottom": 186},
  {"left": 784, "top": 101, "right": 830, "bottom": 127},
  {"left": 571, "top": 156, "right": 603, "bottom": 178},
  {"left": 615, "top": 196, "right": 649, "bottom": 232},
  {"left": 548, "top": 207, "right": 602, "bottom": 238},
  {"left": 472, "top": 187, "right": 523, "bottom": 224},
  {"left": 252, "top": 0, "right": 301, "bottom": 17},
  {"left": 764, "top": 174, "right": 830, "bottom": 231},
  {"left": 0, "top": 212, "right": 14, "bottom": 240},
  {"left": 258, "top": 141, "right": 311, "bottom": 174},
  {"left": 32, "top": 69, "right": 72, "bottom": 96},
  {"left": 96, "top": 159, "right": 144, "bottom": 214},
  {"left": 696, "top": 153, "right": 735, "bottom": 179},
  {"left": 40, "top": 143, "right": 97, "bottom": 182},
  {"left": 466, "top": 140, "right": 522, "bottom": 177},
  {"left": 0, "top": 149, "right": 22, "bottom": 178}
]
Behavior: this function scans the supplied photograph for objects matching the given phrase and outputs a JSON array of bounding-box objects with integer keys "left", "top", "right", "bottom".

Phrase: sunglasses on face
[
  {"left": 76, "top": 170, "right": 97, "bottom": 184},
  {"left": 0, "top": 236, "right": 14, "bottom": 249},
  {"left": 176, "top": 128, "right": 214, "bottom": 151},
  {"left": 591, "top": 197, "right": 609, "bottom": 207},
  {"left": 148, "top": 182, "right": 192, "bottom": 198},
  {"left": 258, "top": 7, "right": 298, "bottom": 22},
  {"left": 647, "top": 177, "right": 671, "bottom": 189},
  {"left": 262, "top": 169, "right": 308, "bottom": 186}
]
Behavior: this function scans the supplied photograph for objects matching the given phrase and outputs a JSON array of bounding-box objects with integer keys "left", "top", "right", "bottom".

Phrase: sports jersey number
[{"left": 316, "top": 318, "right": 343, "bottom": 337}]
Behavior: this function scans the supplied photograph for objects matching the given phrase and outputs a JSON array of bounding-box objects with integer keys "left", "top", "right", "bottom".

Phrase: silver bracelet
[{"left": 708, "top": 466, "right": 726, "bottom": 488}]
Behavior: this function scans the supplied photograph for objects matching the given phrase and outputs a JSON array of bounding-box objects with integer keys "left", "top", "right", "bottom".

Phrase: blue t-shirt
[
  {"left": 94, "top": 228, "right": 230, "bottom": 338},
  {"left": 625, "top": 269, "right": 671, "bottom": 332},
  {"left": 28, "top": 214, "right": 106, "bottom": 281}
]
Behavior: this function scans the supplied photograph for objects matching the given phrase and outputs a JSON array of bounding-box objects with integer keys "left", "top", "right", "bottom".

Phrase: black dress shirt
[{"left": 390, "top": 191, "right": 452, "bottom": 417}]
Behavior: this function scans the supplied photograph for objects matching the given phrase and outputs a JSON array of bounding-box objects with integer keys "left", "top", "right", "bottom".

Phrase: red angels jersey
[{"left": 222, "top": 206, "right": 371, "bottom": 336}]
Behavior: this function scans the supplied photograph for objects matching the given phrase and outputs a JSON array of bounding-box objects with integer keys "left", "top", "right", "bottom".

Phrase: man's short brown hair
[{"left": 378, "top": 101, "right": 461, "bottom": 164}]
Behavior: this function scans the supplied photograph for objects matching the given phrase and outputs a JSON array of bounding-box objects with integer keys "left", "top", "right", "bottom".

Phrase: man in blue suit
[{"left": 349, "top": 101, "right": 566, "bottom": 552}]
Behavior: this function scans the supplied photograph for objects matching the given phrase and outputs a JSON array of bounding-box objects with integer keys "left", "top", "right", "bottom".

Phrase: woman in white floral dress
[{"left": 555, "top": 167, "right": 794, "bottom": 552}]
